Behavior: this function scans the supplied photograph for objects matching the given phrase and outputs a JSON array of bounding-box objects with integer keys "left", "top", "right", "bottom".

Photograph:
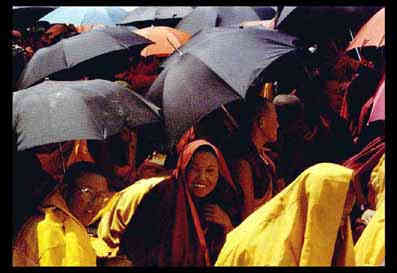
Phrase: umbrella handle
[
  {"left": 349, "top": 29, "right": 361, "bottom": 61},
  {"left": 58, "top": 143, "right": 66, "bottom": 175},
  {"left": 166, "top": 37, "right": 183, "bottom": 56},
  {"left": 220, "top": 104, "right": 239, "bottom": 130}
]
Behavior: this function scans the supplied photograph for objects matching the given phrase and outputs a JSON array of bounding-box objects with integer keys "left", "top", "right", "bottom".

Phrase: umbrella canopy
[
  {"left": 147, "top": 53, "right": 242, "bottom": 149},
  {"left": 175, "top": 6, "right": 260, "bottom": 35},
  {"left": 134, "top": 26, "right": 191, "bottom": 57},
  {"left": 12, "top": 6, "right": 57, "bottom": 30},
  {"left": 251, "top": 6, "right": 277, "bottom": 20},
  {"left": 159, "top": 27, "right": 302, "bottom": 99},
  {"left": 39, "top": 6, "right": 128, "bottom": 26},
  {"left": 367, "top": 76, "right": 385, "bottom": 124},
  {"left": 118, "top": 6, "right": 194, "bottom": 28},
  {"left": 13, "top": 79, "right": 162, "bottom": 151},
  {"left": 15, "top": 27, "right": 153, "bottom": 90},
  {"left": 346, "top": 8, "right": 385, "bottom": 51},
  {"left": 276, "top": 6, "right": 383, "bottom": 44}
]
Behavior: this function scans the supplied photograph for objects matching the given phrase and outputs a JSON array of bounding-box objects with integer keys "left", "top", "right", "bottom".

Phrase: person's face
[
  {"left": 259, "top": 104, "right": 279, "bottom": 143},
  {"left": 186, "top": 151, "right": 219, "bottom": 198},
  {"left": 67, "top": 173, "right": 110, "bottom": 226}
]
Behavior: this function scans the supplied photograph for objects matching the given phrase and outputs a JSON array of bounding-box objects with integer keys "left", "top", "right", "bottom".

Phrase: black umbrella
[
  {"left": 15, "top": 27, "right": 153, "bottom": 90},
  {"left": 276, "top": 6, "right": 384, "bottom": 44},
  {"left": 158, "top": 27, "right": 304, "bottom": 100},
  {"left": 175, "top": 6, "right": 260, "bottom": 35},
  {"left": 12, "top": 6, "right": 57, "bottom": 30},
  {"left": 118, "top": 6, "right": 194, "bottom": 28},
  {"left": 13, "top": 79, "right": 162, "bottom": 151},
  {"left": 147, "top": 53, "right": 241, "bottom": 149},
  {"left": 251, "top": 6, "right": 277, "bottom": 20}
]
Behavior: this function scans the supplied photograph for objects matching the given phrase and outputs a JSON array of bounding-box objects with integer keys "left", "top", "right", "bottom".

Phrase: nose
[{"left": 198, "top": 170, "right": 207, "bottom": 181}]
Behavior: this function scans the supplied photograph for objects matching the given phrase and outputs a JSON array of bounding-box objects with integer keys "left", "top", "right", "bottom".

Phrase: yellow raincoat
[
  {"left": 215, "top": 163, "right": 356, "bottom": 266},
  {"left": 12, "top": 188, "right": 97, "bottom": 266},
  {"left": 90, "top": 175, "right": 169, "bottom": 258},
  {"left": 354, "top": 154, "right": 385, "bottom": 266}
]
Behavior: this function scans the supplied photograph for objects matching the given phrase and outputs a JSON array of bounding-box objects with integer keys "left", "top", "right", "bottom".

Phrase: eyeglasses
[{"left": 73, "top": 187, "right": 107, "bottom": 203}]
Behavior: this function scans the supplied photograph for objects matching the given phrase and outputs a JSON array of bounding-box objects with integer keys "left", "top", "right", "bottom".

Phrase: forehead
[
  {"left": 75, "top": 173, "right": 108, "bottom": 189},
  {"left": 190, "top": 151, "right": 219, "bottom": 166}
]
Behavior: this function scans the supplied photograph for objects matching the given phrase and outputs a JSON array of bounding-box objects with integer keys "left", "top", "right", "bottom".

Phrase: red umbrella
[
  {"left": 367, "top": 75, "right": 385, "bottom": 124},
  {"left": 346, "top": 8, "right": 385, "bottom": 51}
]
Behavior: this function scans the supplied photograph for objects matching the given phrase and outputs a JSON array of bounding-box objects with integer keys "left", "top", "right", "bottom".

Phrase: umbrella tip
[{"left": 308, "top": 44, "right": 318, "bottom": 53}]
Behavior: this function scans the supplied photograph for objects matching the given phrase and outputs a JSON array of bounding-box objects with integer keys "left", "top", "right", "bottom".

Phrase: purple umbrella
[{"left": 367, "top": 76, "right": 385, "bottom": 124}]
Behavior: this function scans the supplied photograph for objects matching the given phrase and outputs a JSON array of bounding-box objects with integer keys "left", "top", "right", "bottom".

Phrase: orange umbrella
[
  {"left": 346, "top": 8, "right": 385, "bottom": 51},
  {"left": 134, "top": 26, "right": 191, "bottom": 57}
]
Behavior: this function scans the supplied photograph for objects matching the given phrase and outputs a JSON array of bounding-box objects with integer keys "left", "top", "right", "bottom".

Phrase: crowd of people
[{"left": 12, "top": 7, "right": 385, "bottom": 267}]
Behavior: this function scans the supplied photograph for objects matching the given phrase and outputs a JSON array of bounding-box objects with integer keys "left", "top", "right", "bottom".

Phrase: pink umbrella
[{"left": 367, "top": 76, "right": 385, "bottom": 124}]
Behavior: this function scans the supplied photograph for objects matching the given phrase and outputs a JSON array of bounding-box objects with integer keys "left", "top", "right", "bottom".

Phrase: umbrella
[
  {"left": 147, "top": 53, "right": 242, "bottom": 149},
  {"left": 175, "top": 6, "right": 260, "bottom": 35},
  {"left": 15, "top": 27, "right": 153, "bottom": 90},
  {"left": 251, "top": 6, "right": 277, "bottom": 20},
  {"left": 346, "top": 8, "right": 385, "bottom": 51},
  {"left": 39, "top": 6, "right": 128, "bottom": 26},
  {"left": 117, "top": 6, "right": 194, "bottom": 28},
  {"left": 12, "top": 6, "right": 57, "bottom": 30},
  {"left": 158, "top": 27, "right": 304, "bottom": 99},
  {"left": 276, "top": 6, "right": 383, "bottom": 44},
  {"left": 134, "top": 26, "right": 191, "bottom": 57},
  {"left": 13, "top": 79, "right": 162, "bottom": 151},
  {"left": 367, "top": 76, "right": 385, "bottom": 124}
]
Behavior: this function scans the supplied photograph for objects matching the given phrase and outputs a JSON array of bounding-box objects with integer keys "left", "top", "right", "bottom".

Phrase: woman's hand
[{"left": 203, "top": 204, "right": 234, "bottom": 233}]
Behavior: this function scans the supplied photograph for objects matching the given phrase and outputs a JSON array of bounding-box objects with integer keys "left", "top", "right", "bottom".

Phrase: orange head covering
[{"left": 122, "top": 139, "right": 240, "bottom": 266}]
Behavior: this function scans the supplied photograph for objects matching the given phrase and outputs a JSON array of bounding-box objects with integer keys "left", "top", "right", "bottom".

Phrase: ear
[{"left": 258, "top": 115, "right": 266, "bottom": 129}]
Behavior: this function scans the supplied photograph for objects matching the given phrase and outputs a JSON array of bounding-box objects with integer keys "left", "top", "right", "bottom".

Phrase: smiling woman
[{"left": 93, "top": 140, "right": 242, "bottom": 266}]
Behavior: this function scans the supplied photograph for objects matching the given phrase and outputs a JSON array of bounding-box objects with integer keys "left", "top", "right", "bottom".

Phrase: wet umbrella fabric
[
  {"left": 15, "top": 27, "right": 153, "bottom": 90},
  {"left": 39, "top": 6, "right": 128, "bottom": 26},
  {"left": 346, "top": 8, "right": 385, "bottom": 51},
  {"left": 12, "top": 6, "right": 58, "bottom": 30},
  {"left": 276, "top": 6, "right": 383, "bottom": 44},
  {"left": 159, "top": 27, "right": 300, "bottom": 99},
  {"left": 175, "top": 6, "right": 260, "bottom": 35},
  {"left": 13, "top": 79, "right": 162, "bottom": 151},
  {"left": 118, "top": 6, "right": 194, "bottom": 28},
  {"left": 147, "top": 53, "right": 241, "bottom": 149}
]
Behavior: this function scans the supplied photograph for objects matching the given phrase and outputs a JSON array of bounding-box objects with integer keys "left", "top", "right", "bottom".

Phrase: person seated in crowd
[
  {"left": 12, "top": 161, "right": 111, "bottom": 266},
  {"left": 114, "top": 55, "right": 163, "bottom": 95},
  {"left": 68, "top": 127, "right": 139, "bottom": 191},
  {"left": 39, "top": 23, "right": 79, "bottom": 47},
  {"left": 226, "top": 95, "right": 280, "bottom": 220},
  {"left": 31, "top": 141, "right": 76, "bottom": 183},
  {"left": 92, "top": 140, "right": 242, "bottom": 266},
  {"left": 215, "top": 162, "right": 358, "bottom": 266},
  {"left": 272, "top": 94, "right": 311, "bottom": 184}
]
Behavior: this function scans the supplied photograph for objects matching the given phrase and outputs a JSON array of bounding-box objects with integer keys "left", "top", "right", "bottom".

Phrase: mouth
[{"left": 193, "top": 183, "right": 207, "bottom": 189}]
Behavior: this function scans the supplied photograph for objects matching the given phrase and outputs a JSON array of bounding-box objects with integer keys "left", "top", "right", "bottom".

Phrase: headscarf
[{"left": 121, "top": 140, "right": 239, "bottom": 266}]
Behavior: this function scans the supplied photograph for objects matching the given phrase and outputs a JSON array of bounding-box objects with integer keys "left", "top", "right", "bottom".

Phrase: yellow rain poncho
[
  {"left": 215, "top": 163, "right": 356, "bottom": 266},
  {"left": 90, "top": 175, "right": 169, "bottom": 258},
  {"left": 354, "top": 154, "right": 385, "bottom": 266},
  {"left": 12, "top": 188, "right": 97, "bottom": 266}
]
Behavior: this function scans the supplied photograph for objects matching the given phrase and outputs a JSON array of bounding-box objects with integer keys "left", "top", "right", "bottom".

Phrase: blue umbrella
[{"left": 39, "top": 6, "right": 128, "bottom": 26}]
